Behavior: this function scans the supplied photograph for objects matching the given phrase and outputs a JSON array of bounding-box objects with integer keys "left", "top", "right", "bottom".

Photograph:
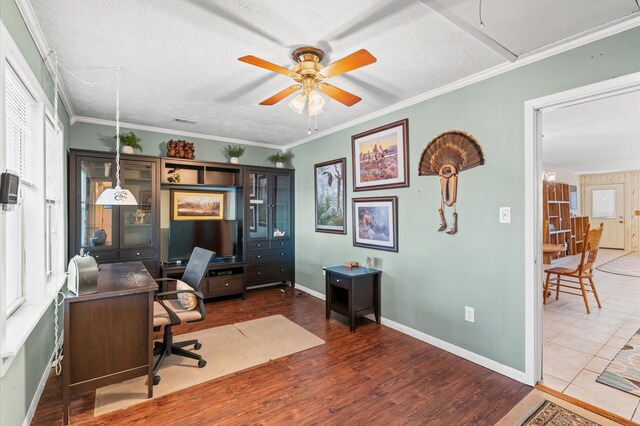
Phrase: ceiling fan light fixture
[
  {"left": 288, "top": 93, "right": 306, "bottom": 114},
  {"left": 308, "top": 90, "right": 325, "bottom": 116}
]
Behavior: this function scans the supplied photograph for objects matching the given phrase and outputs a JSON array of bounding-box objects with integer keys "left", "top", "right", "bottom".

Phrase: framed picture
[
  {"left": 315, "top": 158, "right": 347, "bottom": 234},
  {"left": 352, "top": 196, "right": 398, "bottom": 252},
  {"left": 170, "top": 190, "right": 224, "bottom": 221},
  {"left": 249, "top": 205, "right": 257, "bottom": 231},
  {"left": 352, "top": 119, "right": 409, "bottom": 191}
]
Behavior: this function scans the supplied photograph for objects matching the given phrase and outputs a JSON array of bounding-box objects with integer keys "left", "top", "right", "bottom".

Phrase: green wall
[
  {"left": 0, "top": 1, "right": 71, "bottom": 425},
  {"left": 290, "top": 28, "right": 640, "bottom": 372},
  {"left": 70, "top": 121, "right": 281, "bottom": 167}
]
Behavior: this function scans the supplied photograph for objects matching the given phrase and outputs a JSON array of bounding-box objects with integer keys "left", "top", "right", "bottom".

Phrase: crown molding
[
  {"left": 73, "top": 116, "right": 284, "bottom": 149},
  {"left": 14, "top": 0, "right": 76, "bottom": 121},
  {"left": 284, "top": 14, "right": 640, "bottom": 150}
]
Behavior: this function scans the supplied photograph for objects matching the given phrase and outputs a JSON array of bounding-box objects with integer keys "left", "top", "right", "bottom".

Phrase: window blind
[{"left": 5, "top": 64, "right": 36, "bottom": 185}]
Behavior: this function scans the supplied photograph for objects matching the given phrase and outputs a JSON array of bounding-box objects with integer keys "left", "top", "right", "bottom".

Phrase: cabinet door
[
  {"left": 120, "top": 160, "right": 156, "bottom": 249},
  {"left": 272, "top": 173, "right": 291, "bottom": 240},
  {"left": 76, "top": 156, "right": 118, "bottom": 251},
  {"left": 247, "top": 171, "right": 270, "bottom": 241}
]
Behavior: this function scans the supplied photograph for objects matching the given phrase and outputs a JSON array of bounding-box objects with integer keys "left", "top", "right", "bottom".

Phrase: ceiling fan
[{"left": 238, "top": 46, "right": 376, "bottom": 115}]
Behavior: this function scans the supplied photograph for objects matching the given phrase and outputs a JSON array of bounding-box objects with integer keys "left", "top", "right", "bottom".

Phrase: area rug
[
  {"left": 596, "top": 328, "right": 640, "bottom": 397},
  {"left": 94, "top": 314, "right": 324, "bottom": 416},
  {"left": 596, "top": 251, "right": 640, "bottom": 278},
  {"left": 519, "top": 400, "right": 601, "bottom": 426}
]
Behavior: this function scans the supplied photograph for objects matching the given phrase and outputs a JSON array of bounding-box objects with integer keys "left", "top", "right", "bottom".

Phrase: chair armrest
[
  {"left": 154, "top": 278, "right": 178, "bottom": 292},
  {"left": 155, "top": 289, "right": 204, "bottom": 300},
  {"left": 154, "top": 298, "right": 181, "bottom": 325}
]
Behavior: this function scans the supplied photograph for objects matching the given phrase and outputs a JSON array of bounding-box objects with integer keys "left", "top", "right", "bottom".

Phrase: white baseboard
[
  {"left": 295, "top": 283, "right": 527, "bottom": 384},
  {"left": 22, "top": 332, "right": 63, "bottom": 426},
  {"left": 294, "top": 283, "right": 325, "bottom": 301}
]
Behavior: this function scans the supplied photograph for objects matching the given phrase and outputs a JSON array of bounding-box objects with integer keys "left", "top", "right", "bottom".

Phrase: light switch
[{"left": 499, "top": 207, "right": 511, "bottom": 223}]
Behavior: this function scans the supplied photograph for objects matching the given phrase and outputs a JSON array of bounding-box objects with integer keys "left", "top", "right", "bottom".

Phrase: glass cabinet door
[
  {"left": 272, "top": 174, "right": 291, "bottom": 239},
  {"left": 248, "top": 172, "right": 269, "bottom": 240},
  {"left": 120, "top": 160, "right": 155, "bottom": 248},
  {"left": 78, "top": 157, "right": 117, "bottom": 250}
]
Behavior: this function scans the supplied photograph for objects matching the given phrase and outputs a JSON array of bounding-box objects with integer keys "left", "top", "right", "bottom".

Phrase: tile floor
[{"left": 542, "top": 249, "right": 640, "bottom": 421}]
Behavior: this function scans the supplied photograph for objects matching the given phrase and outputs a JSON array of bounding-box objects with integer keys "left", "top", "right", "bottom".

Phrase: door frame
[{"left": 523, "top": 71, "right": 640, "bottom": 386}]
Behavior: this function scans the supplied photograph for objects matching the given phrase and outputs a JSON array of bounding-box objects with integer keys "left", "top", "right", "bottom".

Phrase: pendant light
[{"left": 96, "top": 69, "right": 138, "bottom": 205}]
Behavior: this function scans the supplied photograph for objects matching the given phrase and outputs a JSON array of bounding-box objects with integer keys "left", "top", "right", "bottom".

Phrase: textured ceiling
[
  {"left": 542, "top": 90, "right": 640, "bottom": 175},
  {"left": 30, "top": 0, "right": 639, "bottom": 146}
]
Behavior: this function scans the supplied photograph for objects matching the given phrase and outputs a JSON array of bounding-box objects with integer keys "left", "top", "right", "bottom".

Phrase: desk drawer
[
  {"left": 90, "top": 250, "right": 119, "bottom": 262},
  {"left": 120, "top": 248, "right": 156, "bottom": 260},
  {"left": 327, "top": 273, "right": 350, "bottom": 289},
  {"left": 207, "top": 275, "right": 244, "bottom": 295}
]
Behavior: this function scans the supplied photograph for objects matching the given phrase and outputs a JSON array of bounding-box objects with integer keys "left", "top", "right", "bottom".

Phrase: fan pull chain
[
  {"left": 479, "top": 0, "right": 485, "bottom": 28},
  {"left": 314, "top": 114, "right": 318, "bottom": 133},
  {"left": 307, "top": 112, "right": 311, "bottom": 135}
]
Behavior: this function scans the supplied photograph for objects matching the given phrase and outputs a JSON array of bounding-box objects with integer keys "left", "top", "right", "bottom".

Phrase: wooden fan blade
[
  {"left": 317, "top": 83, "right": 361, "bottom": 107},
  {"left": 238, "top": 55, "right": 299, "bottom": 77},
  {"left": 259, "top": 85, "right": 301, "bottom": 105},
  {"left": 319, "top": 49, "right": 376, "bottom": 78}
]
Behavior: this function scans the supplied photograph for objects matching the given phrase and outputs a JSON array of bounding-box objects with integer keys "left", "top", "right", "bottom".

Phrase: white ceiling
[
  {"left": 542, "top": 90, "right": 640, "bottom": 175},
  {"left": 30, "top": 0, "right": 639, "bottom": 146}
]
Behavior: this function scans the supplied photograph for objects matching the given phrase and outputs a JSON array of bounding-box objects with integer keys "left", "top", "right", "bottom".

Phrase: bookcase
[{"left": 543, "top": 180, "right": 589, "bottom": 263}]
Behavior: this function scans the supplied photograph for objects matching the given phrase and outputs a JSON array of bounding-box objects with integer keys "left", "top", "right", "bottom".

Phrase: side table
[{"left": 325, "top": 266, "right": 382, "bottom": 332}]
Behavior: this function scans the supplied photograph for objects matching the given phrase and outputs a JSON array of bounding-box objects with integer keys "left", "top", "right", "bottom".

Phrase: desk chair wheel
[
  {"left": 198, "top": 359, "right": 206, "bottom": 368},
  {"left": 194, "top": 342, "right": 202, "bottom": 350},
  {"left": 153, "top": 375, "right": 161, "bottom": 386}
]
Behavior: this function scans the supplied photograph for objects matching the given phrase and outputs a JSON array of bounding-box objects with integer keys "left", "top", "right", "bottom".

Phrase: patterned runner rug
[
  {"left": 597, "top": 328, "right": 640, "bottom": 397},
  {"left": 519, "top": 400, "right": 600, "bottom": 425},
  {"left": 596, "top": 251, "right": 640, "bottom": 278}
]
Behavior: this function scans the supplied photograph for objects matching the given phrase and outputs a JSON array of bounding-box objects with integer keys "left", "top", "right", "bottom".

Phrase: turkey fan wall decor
[{"left": 418, "top": 131, "right": 485, "bottom": 235}]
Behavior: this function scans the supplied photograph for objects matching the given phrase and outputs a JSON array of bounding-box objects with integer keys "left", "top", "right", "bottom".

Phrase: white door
[{"left": 584, "top": 183, "right": 625, "bottom": 249}]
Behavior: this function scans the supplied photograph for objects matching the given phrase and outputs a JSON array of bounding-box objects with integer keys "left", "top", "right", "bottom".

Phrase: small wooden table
[
  {"left": 325, "top": 266, "right": 382, "bottom": 332},
  {"left": 63, "top": 262, "right": 156, "bottom": 424}
]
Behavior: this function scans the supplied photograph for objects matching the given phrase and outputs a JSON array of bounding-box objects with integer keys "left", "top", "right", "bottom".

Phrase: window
[
  {"left": 4, "top": 63, "right": 38, "bottom": 315},
  {"left": 591, "top": 189, "right": 616, "bottom": 219},
  {"left": 45, "top": 117, "right": 64, "bottom": 281}
]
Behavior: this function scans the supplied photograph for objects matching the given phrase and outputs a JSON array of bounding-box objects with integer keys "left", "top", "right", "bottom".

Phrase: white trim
[
  {"left": 296, "top": 283, "right": 526, "bottom": 383},
  {"left": 73, "top": 116, "right": 283, "bottom": 150},
  {"left": 523, "top": 71, "right": 640, "bottom": 386},
  {"left": 13, "top": 0, "right": 75, "bottom": 120},
  {"left": 294, "top": 283, "right": 325, "bottom": 301},
  {"left": 284, "top": 15, "right": 640, "bottom": 151},
  {"left": 22, "top": 333, "right": 62, "bottom": 426},
  {"left": 420, "top": 0, "right": 518, "bottom": 61}
]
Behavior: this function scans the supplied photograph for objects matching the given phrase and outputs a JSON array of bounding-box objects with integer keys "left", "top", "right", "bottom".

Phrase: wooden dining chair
[{"left": 543, "top": 223, "right": 604, "bottom": 314}]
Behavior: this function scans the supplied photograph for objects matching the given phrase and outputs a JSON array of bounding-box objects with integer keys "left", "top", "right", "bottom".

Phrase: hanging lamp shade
[
  {"left": 96, "top": 185, "right": 138, "bottom": 205},
  {"left": 95, "top": 69, "right": 137, "bottom": 206}
]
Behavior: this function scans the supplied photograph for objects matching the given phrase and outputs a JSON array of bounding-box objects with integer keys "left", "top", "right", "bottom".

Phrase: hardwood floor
[{"left": 32, "top": 285, "right": 531, "bottom": 425}]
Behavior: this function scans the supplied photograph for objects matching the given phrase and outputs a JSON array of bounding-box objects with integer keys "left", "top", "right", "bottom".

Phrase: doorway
[{"left": 523, "top": 72, "right": 640, "bottom": 420}]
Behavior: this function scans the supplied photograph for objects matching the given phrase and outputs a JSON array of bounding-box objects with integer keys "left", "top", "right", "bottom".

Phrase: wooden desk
[
  {"left": 325, "top": 266, "right": 382, "bottom": 332},
  {"left": 63, "top": 262, "right": 156, "bottom": 424}
]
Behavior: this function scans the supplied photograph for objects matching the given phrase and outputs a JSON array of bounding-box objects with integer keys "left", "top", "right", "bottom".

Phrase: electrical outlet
[
  {"left": 465, "top": 306, "right": 475, "bottom": 323},
  {"left": 499, "top": 207, "right": 511, "bottom": 223}
]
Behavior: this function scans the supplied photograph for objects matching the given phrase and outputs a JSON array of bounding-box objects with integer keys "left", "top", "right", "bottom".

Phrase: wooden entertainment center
[{"left": 68, "top": 149, "right": 295, "bottom": 297}]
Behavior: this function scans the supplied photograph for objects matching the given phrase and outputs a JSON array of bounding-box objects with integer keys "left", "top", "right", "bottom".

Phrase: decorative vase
[
  {"left": 122, "top": 145, "right": 134, "bottom": 154},
  {"left": 230, "top": 157, "right": 240, "bottom": 164},
  {"left": 275, "top": 162, "right": 284, "bottom": 168}
]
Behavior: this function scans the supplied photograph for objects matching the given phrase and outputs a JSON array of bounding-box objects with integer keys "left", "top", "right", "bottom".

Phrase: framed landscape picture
[
  {"left": 171, "top": 190, "right": 224, "bottom": 221},
  {"left": 352, "top": 119, "right": 409, "bottom": 191},
  {"left": 315, "top": 158, "right": 347, "bottom": 234},
  {"left": 352, "top": 196, "right": 398, "bottom": 252}
]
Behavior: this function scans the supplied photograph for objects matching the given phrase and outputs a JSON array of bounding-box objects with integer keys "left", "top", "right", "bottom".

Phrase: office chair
[{"left": 152, "top": 247, "right": 214, "bottom": 385}]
